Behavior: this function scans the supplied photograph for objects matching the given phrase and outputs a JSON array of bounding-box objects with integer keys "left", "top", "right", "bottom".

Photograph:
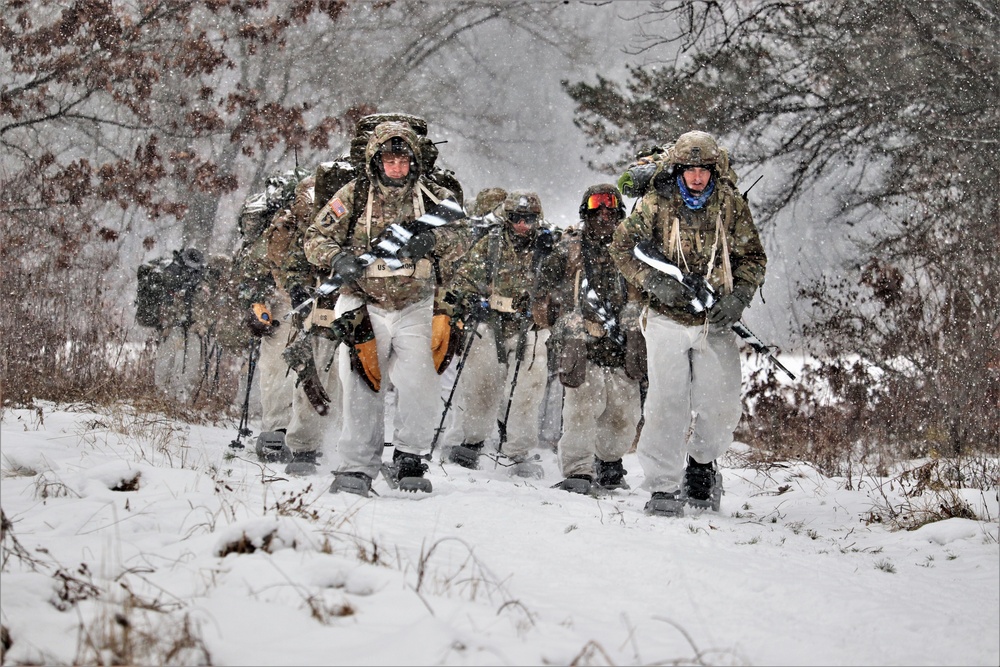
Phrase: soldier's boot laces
[
  {"left": 594, "top": 457, "right": 629, "bottom": 490},
  {"left": 394, "top": 450, "right": 432, "bottom": 493},
  {"left": 684, "top": 457, "right": 723, "bottom": 511},
  {"left": 448, "top": 441, "right": 484, "bottom": 470}
]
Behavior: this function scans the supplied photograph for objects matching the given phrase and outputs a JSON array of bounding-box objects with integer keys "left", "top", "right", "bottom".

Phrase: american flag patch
[{"left": 329, "top": 198, "right": 348, "bottom": 218}]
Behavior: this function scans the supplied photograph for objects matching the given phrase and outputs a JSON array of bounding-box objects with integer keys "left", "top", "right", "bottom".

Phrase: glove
[
  {"left": 624, "top": 330, "right": 647, "bottom": 381},
  {"left": 534, "top": 228, "right": 555, "bottom": 254},
  {"left": 642, "top": 272, "right": 689, "bottom": 308},
  {"left": 708, "top": 284, "right": 754, "bottom": 327},
  {"left": 431, "top": 314, "right": 456, "bottom": 374},
  {"left": 246, "top": 303, "right": 277, "bottom": 337},
  {"left": 331, "top": 252, "right": 364, "bottom": 282},
  {"left": 339, "top": 307, "right": 380, "bottom": 392},
  {"left": 559, "top": 337, "right": 587, "bottom": 388},
  {"left": 398, "top": 230, "right": 436, "bottom": 259},
  {"left": 288, "top": 284, "right": 310, "bottom": 310}
]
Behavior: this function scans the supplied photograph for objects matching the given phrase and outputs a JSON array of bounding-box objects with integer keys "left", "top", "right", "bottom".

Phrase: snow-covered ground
[{"left": 1, "top": 403, "right": 997, "bottom": 666}]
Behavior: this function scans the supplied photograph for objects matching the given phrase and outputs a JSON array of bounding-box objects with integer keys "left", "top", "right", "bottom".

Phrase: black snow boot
[
  {"left": 448, "top": 441, "right": 484, "bottom": 470},
  {"left": 393, "top": 449, "right": 432, "bottom": 493},
  {"left": 553, "top": 474, "right": 593, "bottom": 495},
  {"left": 594, "top": 457, "right": 629, "bottom": 490},
  {"left": 684, "top": 457, "right": 723, "bottom": 511},
  {"left": 284, "top": 449, "right": 318, "bottom": 476}
]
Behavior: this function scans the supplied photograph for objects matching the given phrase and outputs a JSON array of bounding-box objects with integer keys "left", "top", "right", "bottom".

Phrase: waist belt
[
  {"left": 305, "top": 307, "right": 337, "bottom": 331},
  {"left": 488, "top": 294, "right": 516, "bottom": 313},
  {"left": 365, "top": 257, "right": 432, "bottom": 279}
]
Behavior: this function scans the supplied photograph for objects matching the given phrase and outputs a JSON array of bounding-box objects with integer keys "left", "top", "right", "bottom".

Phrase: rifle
[
  {"left": 632, "top": 241, "right": 796, "bottom": 381},
  {"left": 580, "top": 276, "right": 625, "bottom": 346},
  {"left": 285, "top": 199, "right": 467, "bottom": 320}
]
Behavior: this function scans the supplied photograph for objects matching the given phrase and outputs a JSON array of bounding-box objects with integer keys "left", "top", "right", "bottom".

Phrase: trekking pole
[
  {"left": 229, "top": 339, "right": 259, "bottom": 450},
  {"left": 496, "top": 324, "right": 529, "bottom": 452},
  {"left": 429, "top": 306, "right": 485, "bottom": 457}
]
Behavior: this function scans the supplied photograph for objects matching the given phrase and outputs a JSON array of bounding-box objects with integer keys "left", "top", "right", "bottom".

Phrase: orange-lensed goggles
[{"left": 585, "top": 192, "right": 619, "bottom": 210}]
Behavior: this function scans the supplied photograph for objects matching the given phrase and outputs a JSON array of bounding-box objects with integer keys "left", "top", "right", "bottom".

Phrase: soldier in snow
[
  {"left": 548, "top": 184, "right": 645, "bottom": 495},
  {"left": 304, "top": 121, "right": 469, "bottom": 496},
  {"left": 440, "top": 190, "right": 558, "bottom": 478},
  {"left": 609, "top": 131, "right": 767, "bottom": 517}
]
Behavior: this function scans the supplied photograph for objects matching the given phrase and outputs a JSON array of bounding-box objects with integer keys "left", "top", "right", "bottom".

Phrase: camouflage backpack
[{"left": 313, "top": 112, "right": 463, "bottom": 216}]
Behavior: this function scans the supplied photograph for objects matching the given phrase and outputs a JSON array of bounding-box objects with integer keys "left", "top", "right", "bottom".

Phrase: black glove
[
  {"left": 708, "top": 285, "right": 754, "bottom": 327},
  {"left": 288, "top": 284, "right": 310, "bottom": 310},
  {"left": 398, "top": 230, "right": 436, "bottom": 260},
  {"left": 624, "top": 330, "right": 647, "bottom": 381},
  {"left": 534, "top": 228, "right": 555, "bottom": 254},
  {"left": 331, "top": 252, "right": 364, "bottom": 282},
  {"left": 559, "top": 338, "right": 587, "bottom": 388},
  {"left": 643, "top": 272, "right": 689, "bottom": 308}
]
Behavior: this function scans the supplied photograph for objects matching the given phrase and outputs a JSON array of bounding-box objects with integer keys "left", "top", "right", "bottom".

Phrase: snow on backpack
[{"left": 135, "top": 248, "right": 206, "bottom": 330}]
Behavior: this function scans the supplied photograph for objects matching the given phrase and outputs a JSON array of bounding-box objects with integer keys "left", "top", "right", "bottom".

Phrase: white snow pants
[
  {"left": 256, "top": 291, "right": 295, "bottom": 433},
  {"left": 284, "top": 334, "right": 342, "bottom": 454},
  {"left": 334, "top": 294, "right": 439, "bottom": 479},
  {"left": 558, "top": 364, "right": 641, "bottom": 478},
  {"left": 451, "top": 323, "right": 550, "bottom": 461},
  {"left": 638, "top": 312, "right": 742, "bottom": 493}
]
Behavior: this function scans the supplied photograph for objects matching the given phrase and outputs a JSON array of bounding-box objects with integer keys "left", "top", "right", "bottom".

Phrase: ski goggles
[
  {"left": 509, "top": 212, "right": 539, "bottom": 225},
  {"left": 585, "top": 192, "right": 619, "bottom": 210}
]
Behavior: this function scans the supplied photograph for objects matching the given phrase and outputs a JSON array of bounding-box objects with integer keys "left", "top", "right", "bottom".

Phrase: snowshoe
[
  {"left": 684, "top": 458, "right": 723, "bottom": 511},
  {"left": 284, "top": 450, "right": 318, "bottom": 476},
  {"left": 329, "top": 471, "right": 372, "bottom": 497},
  {"left": 255, "top": 430, "right": 291, "bottom": 463},
  {"left": 394, "top": 450, "right": 432, "bottom": 493},
  {"left": 510, "top": 456, "right": 544, "bottom": 479},
  {"left": 553, "top": 474, "right": 593, "bottom": 495},
  {"left": 644, "top": 491, "right": 685, "bottom": 517},
  {"left": 594, "top": 457, "right": 629, "bottom": 491}
]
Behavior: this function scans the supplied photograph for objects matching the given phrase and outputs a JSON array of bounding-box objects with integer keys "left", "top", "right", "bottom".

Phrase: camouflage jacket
[
  {"left": 304, "top": 123, "right": 470, "bottom": 311},
  {"left": 548, "top": 227, "right": 641, "bottom": 368},
  {"left": 270, "top": 175, "right": 321, "bottom": 295},
  {"left": 449, "top": 223, "right": 559, "bottom": 342},
  {"left": 610, "top": 177, "right": 766, "bottom": 326},
  {"left": 232, "top": 232, "right": 276, "bottom": 308}
]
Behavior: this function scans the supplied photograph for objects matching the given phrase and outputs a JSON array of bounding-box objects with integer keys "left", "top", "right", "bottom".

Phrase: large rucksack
[
  {"left": 135, "top": 248, "right": 206, "bottom": 330},
  {"left": 313, "top": 112, "right": 463, "bottom": 214}
]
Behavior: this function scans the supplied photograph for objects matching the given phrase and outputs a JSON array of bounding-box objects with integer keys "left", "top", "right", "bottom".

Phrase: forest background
[{"left": 2, "top": 0, "right": 998, "bottom": 476}]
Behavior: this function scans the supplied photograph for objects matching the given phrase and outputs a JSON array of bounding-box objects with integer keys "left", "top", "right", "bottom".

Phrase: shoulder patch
[{"left": 328, "top": 198, "right": 348, "bottom": 219}]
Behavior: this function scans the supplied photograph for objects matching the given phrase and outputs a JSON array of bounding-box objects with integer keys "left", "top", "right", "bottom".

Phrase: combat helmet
[
  {"left": 503, "top": 190, "right": 543, "bottom": 218},
  {"left": 366, "top": 121, "right": 420, "bottom": 186},
  {"left": 670, "top": 131, "right": 722, "bottom": 167},
  {"left": 578, "top": 183, "right": 625, "bottom": 218}
]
